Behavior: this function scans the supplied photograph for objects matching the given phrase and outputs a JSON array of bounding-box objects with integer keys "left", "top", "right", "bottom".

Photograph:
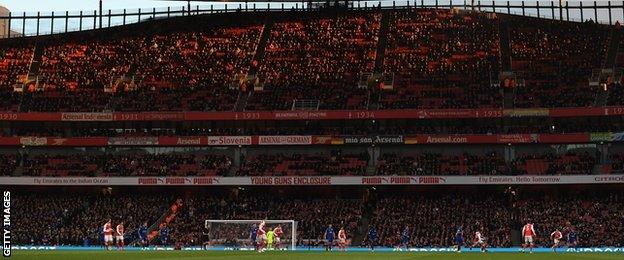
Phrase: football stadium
[{"left": 1, "top": 0, "right": 624, "bottom": 259}]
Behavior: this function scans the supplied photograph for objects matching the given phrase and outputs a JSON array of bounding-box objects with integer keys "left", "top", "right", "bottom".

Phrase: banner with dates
[
  {"left": 3, "top": 106, "right": 624, "bottom": 122},
  {"left": 2, "top": 133, "right": 624, "bottom": 146},
  {"left": 1, "top": 175, "right": 622, "bottom": 186}
]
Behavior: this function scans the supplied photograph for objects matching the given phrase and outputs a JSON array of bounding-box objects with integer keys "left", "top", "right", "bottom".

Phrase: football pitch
[{"left": 7, "top": 251, "right": 623, "bottom": 260}]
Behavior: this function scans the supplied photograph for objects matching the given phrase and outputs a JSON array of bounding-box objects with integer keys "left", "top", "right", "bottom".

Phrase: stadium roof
[{"left": 161, "top": 0, "right": 340, "bottom": 3}]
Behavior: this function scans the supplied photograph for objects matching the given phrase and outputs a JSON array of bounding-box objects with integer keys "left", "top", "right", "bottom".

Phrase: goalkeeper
[{"left": 266, "top": 228, "right": 275, "bottom": 250}]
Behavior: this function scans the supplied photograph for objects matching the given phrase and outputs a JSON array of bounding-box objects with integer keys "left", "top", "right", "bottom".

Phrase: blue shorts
[
  {"left": 455, "top": 238, "right": 464, "bottom": 244},
  {"left": 326, "top": 237, "right": 334, "bottom": 243}
]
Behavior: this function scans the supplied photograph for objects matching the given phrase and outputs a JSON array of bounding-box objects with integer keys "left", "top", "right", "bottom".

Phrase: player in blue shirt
[
  {"left": 325, "top": 224, "right": 335, "bottom": 251},
  {"left": 250, "top": 224, "right": 259, "bottom": 250},
  {"left": 97, "top": 226, "right": 104, "bottom": 249},
  {"left": 567, "top": 229, "right": 578, "bottom": 250},
  {"left": 138, "top": 222, "right": 149, "bottom": 248},
  {"left": 367, "top": 225, "right": 378, "bottom": 252},
  {"left": 399, "top": 225, "right": 410, "bottom": 251},
  {"left": 454, "top": 226, "right": 464, "bottom": 253},
  {"left": 160, "top": 223, "right": 170, "bottom": 246}
]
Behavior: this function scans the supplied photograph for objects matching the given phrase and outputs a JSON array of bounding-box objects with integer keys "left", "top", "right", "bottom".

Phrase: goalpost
[{"left": 204, "top": 220, "right": 297, "bottom": 251}]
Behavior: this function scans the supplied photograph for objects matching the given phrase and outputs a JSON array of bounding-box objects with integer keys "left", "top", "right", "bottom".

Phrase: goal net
[{"left": 204, "top": 220, "right": 297, "bottom": 251}]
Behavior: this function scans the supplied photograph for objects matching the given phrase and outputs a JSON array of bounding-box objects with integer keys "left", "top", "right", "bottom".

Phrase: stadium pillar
[
  {"left": 6, "top": 12, "right": 10, "bottom": 38},
  {"left": 21, "top": 12, "right": 25, "bottom": 36},
  {"left": 565, "top": 2, "right": 569, "bottom": 21},
  {"left": 65, "top": 11, "right": 68, "bottom": 33},
  {"left": 79, "top": 11, "right": 82, "bottom": 31},
  {"left": 608, "top": 1, "right": 612, "bottom": 25},
  {"left": 99, "top": 0, "right": 102, "bottom": 29},
  {"left": 559, "top": 0, "right": 562, "bottom": 20},
  {"left": 594, "top": 1, "right": 598, "bottom": 22},
  {"left": 36, "top": 11, "right": 39, "bottom": 36},
  {"left": 507, "top": 1, "right": 511, "bottom": 15},
  {"left": 580, "top": 2, "right": 583, "bottom": 21}
]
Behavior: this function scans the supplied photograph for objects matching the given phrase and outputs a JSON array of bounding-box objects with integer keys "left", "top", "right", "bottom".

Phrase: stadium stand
[
  {"left": 12, "top": 189, "right": 624, "bottom": 247},
  {"left": 3, "top": 5, "right": 624, "bottom": 253},
  {"left": 0, "top": 9, "right": 619, "bottom": 112},
  {"left": 1, "top": 146, "right": 618, "bottom": 177}
]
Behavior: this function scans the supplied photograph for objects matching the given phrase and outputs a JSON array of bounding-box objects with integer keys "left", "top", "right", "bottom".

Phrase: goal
[{"left": 204, "top": 219, "right": 297, "bottom": 250}]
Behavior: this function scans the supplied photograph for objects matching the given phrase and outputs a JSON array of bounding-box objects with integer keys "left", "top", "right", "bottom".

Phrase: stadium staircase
[
  {"left": 498, "top": 17, "right": 512, "bottom": 72},
  {"left": 498, "top": 17, "right": 515, "bottom": 108},
  {"left": 235, "top": 88, "right": 251, "bottom": 111},
  {"left": 510, "top": 229, "right": 522, "bottom": 246},
  {"left": 26, "top": 44, "right": 45, "bottom": 79},
  {"left": 250, "top": 20, "right": 272, "bottom": 76},
  {"left": 237, "top": 21, "right": 274, "bottom": 111},
  {"left": 141, "top": 198, "right": 183, "bottom": 245},
  {"left": 366, "top": 12, "right": 391, "bottom": 110},
  {"left": 352, "top": 190, "right": 377, "bottom": 246},
  {"left": 602, "top": 25, "right": 622, "bottom": 70},
  {"left": 594, "top": 25, "right": 622, "bottom": 106},
  {"left": 373, "top": 11, "right": 390, "bottom": 72}
]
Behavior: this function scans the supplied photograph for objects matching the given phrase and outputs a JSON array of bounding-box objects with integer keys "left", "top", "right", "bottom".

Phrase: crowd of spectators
[
  {"left": 376, "top": 152, "right": 507, "bottom": 176},
  {"left": 510, "top": 152, "right": 596, "bottom": 175},
  {"left": 3, "top": 149, "right": 621, "bottom": 177},
  {"left": 13, "top": 193, "right": 174, "bottom": 246},
  {"left": 8, "top": 115, "right": 624, "bottom": 138},
  {"left": 0, "top": 153, "right": 19, "bottom": 176},
  {"left": 602, "top": 152, "right": 624, "bottom": 174},
  {"left": 370, "top": 193, "right": 512, "bottom": 247},
  {"left": 247, "top": 13, "right": 381, "bottom": 110},
  {"left": 248, "top": 12, "right": 380, "bottom": 110},
  {"left": 102, "top": 153, "right": 232, "bottom": 176},
  {"left": 236, "top": 151, "right": 369, "bottom": 176},
  {"left": 0, "top": 10, "right": 621, "bottom": 111},
  {"left": 13, "top": 190, "right": 623, "bottom": 247},
  {"left": 510, "top": 17, "right": 610, "bottom": 108},
  {"left": 169, "top": 194, "right": 363, "bottom": 246},
  {"left": 14, "top": 24, "right": 261, "bottom": 112},
  {"left": 380, "top": 9, "right": 501, "bottom": 109},
  {"left": 0, "top": 46, "right": 33, "bottom": 111},
  {"left": 514, "top": 191, "right": 624, "bottom": 247},
  {"left": 12, "top": 194, "right": 86, "bottom": 246},
  {"left": 15, "top": 152, "right": 232, "bottom": 177}
]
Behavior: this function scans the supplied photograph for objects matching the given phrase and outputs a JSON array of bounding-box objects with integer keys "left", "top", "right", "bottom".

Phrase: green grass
[{"left": 7, "top": 251, "right": 623, "bottom": 260}]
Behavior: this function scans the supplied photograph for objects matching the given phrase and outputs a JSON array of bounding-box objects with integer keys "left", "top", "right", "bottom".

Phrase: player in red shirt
[
  {"left": 103, "top": 219, "right": 114, "bottom": 250},
  {"left": 273, "top": 225, "right": 283, "bottom": 250},
  {"left": 521, "top": 222, "right": 537, "bottom": 253},
  {"left": 257, "top": 220, "right": 267, "bottom": 252},
  {"left": 338, "top": 227, "right": 347, "bottom": 252},
  {"left": 550, "top": 229, "right": 563, "bottom": 252},
  {"left": 115, "top": 222, "right": 125, "bottom": 250}
]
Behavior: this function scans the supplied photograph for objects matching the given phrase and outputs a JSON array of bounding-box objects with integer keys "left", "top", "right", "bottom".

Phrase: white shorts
[
  {"left": 554, "top": 239, "right": 560, "bottom": 244},
  {"left": 257, "top": 234, "right": 267, "bottom": 242},
  {"left": 339, "top": 238, "right": 346, "bottom": 244},
  {"left": 275, "top": 237, "right": 281, "bottom": 244},
  {"left": 116, "top": 236, "right": 124, "bottom": 242},
  {"left": 104, "top": 235, "right": 113, "bottom": 243},
  {"left": 524, "top": 236, "right": 533, "bottom": 244}
]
